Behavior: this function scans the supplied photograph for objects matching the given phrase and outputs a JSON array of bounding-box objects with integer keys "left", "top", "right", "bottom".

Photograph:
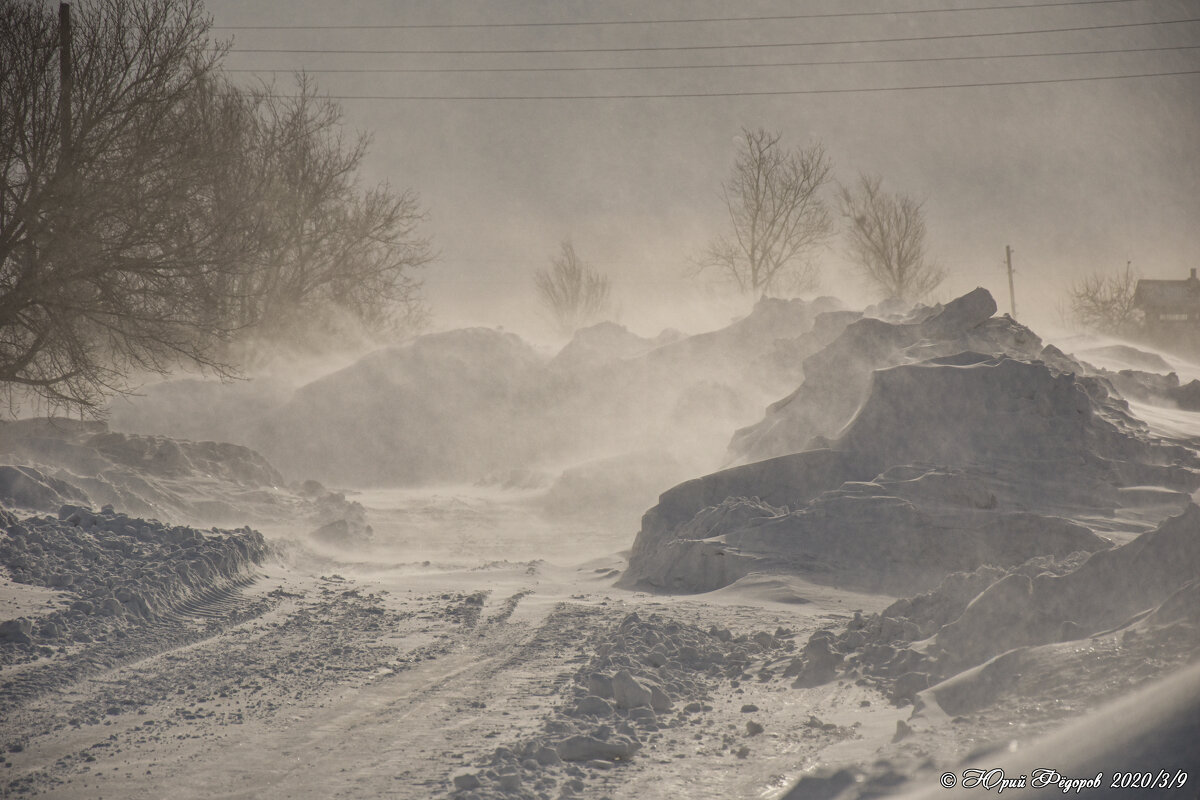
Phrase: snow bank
[
  {"left": 837, "top": 355, "right": 1194, "bottom": 481},
  {"left": 0, "top": 504, "right": 267, "bottom": 666},
  {"left": 255, "top": 328, "right": 551, "bottom": 485},
  {"left": 548, "top": 321, "right": 673, "bottom": 369},
  {"left": 1, "top": 418, "right": 286, "bottom": 522},
  {"left": 0, "top": 466, "right": 90, "bottom": 511},
  {"left": 1074, "top": 343, "right": 1174, "bottom": 374},
  {"left": 1096, "top": 367, "right": 1200, "bottom": 412},
  {"left": 644, "top": 295, "right": 845, "bottom": 390},
  {"left": 779, "top": 502, "right": 1200, "bottom": 724},
  {"left": 899, "top": 659, "right": 1200, "bottom": 800},
  {"left": 933, "top": 502, "right": 1200, "bottom": 670}
]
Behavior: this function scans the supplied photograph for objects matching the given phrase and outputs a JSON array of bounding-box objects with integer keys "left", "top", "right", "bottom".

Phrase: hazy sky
[{"left": 205, "top": 0, "right": 1200, "bottom": 339}]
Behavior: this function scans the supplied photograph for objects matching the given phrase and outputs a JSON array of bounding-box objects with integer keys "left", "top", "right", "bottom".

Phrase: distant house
[{"left": 1133, "top": 269, "right": 1200, "bottom": 328}]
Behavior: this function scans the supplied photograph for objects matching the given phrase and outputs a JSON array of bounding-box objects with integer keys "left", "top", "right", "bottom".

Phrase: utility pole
[
  {"left": 58, "top": 3, "right": 72, "bottom": 158},
  {"left": 1005, "top": 244, "right": 1017, "bottom": 320}
]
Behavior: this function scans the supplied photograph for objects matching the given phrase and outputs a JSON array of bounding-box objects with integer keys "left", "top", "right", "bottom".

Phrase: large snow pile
[
  {"left": 835, "top": 354, "right": 1194, "bottom": 484},
  {"left": 1073, "top": 343, "right": 1175, "bottom": 374},
  {"left": 624, "top": 288, "right": 1200, "bottom": 595},
  {"left": 0, "top": 465, "right": 91, "bottom": 511},
  {"left": 108, "top": 375, "right": 291, "bottom": 451},
  {"left": 729, "top": 288, "right": 1044, "bottom": 463},
  {"left": 2, "top": 421, "right": 382, "bottom": 551},
  {"left": 106, "top": 297, "right": 845, "bottom": 489},
  {"left": 1086, "top": 364, "right": 1200, "bottom": 412},
  {"left": 255, "top": 328, "right": 551, "bottom": 486},
  {"left": 549, "top": 321, "right": 680, "bottom": 369},
  {"left": 1043, "top": 340, "right": 1200, "bottom": 412},
  {"left": 642, "top": 295, "right": 845, "bottom": 392},
  {"left": 930, "top": 503, "right": 1200, "bottom": 672}
]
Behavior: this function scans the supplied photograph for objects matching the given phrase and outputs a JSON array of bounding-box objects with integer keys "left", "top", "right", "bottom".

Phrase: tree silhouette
[
  {"left": 534, "top": 241, "right": 611, "bottom": 337},
  {"left": 697, "top": 128, "right": 833, "bottom": 297},
  {"left": 1069, "top": 262, "right": 1141, "bottom": 334},
  {"left": 838, "top": 174, "right": 944, "bottom": 302},
  {"left": 1, "top": 2, "right": 431, "bottom": 412}
]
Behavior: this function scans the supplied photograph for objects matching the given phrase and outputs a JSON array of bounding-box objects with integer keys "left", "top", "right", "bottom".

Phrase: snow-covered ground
[{"left": 3, "top": 290, "right": 1199, "bottom": 798}]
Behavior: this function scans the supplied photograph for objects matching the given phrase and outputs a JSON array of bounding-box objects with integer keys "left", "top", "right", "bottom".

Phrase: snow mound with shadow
[
  {"left": 258, "top": 327, "right": 551, "bottom": 486},
  {"left": 797, "top": 502, "right": 1200, "bottom": 706},
  {"left": 729, "top": 288, "right": 1046, "bottom": 464},
  {"left": 624, "top": 289, "right": 1200, "bottom": 596},
  {"left": 769, "top": 504, "right": 1200, "bottom": 800},
  {"left": 0, "top": 503, "right": 267, "bottom": 670}
]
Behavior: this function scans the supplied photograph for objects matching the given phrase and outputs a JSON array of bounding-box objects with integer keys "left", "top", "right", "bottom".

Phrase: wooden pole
[
  {"left": 58, "top": 3, "right": 72, "bottom": 159},
  {"left": 1005, "top": 244, "right": 1017, "bottom": 320}
]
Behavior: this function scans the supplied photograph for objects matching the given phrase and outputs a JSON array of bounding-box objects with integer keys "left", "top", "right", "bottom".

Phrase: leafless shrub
[
  {"left": 534, "top": 241, "right": 611, "bottom": 337},
  {"left": 1069, "top": 262, "right": 1141, "bottom": 334}
]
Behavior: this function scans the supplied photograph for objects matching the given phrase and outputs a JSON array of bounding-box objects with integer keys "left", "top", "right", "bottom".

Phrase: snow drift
[
  {"left": 625, "top": 288, "right": 1200, "bottom": 595},
  {"left": 106, "top": 296, "right": 848, "bottom": 489},
  {"left": 775, "top": 501, "right": 1200, "bottom": 747}
]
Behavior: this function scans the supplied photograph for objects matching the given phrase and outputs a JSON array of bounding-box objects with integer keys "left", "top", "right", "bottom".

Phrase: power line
[
  {"left": 225, "top": 18, "right": 1200, "bottom": 55},
  {"left": 211, "top": 0, "right": 1155, "bottom": 30},
  {"left": 256, "top": 68, "right": 1200, "bottom": 100},
  {"left": 223, "top": 44, "right": 1200, "bottom": 75}
]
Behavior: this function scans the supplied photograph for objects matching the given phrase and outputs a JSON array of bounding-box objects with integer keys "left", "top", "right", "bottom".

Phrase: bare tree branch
[
  {"left": 1, "top": 0, "right": 243, "bottom": 413},
  {"left": 214, "top": 73, "right": 434, "bottom": 355}
]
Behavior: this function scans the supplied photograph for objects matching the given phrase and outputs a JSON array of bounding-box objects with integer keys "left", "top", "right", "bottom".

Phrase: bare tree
[
  {"left": 1, "top": 2, "right": 433, "bottom": 413},
  {"left": 697, "top": 128, "right": 833, "bottom": 297},
  {"left": 219, "top": 74, "right": 434, "bottom": 350},
  {"left": 1069, "top": 262, "right": 1141, "bottom": 334},
  {"left": 1, "top": 0, "right": 249, "bottom": 412},
  {"left": 837, "top": 174, "right": 944, "bottom": 302},
  {"left": 534, "top": 241, "right": 611, "bottom": 337}
]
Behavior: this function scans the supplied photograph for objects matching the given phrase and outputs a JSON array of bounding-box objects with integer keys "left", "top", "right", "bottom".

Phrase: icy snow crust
[{"left": 625, "top": 288, "right": 1200, "bottom": 595}]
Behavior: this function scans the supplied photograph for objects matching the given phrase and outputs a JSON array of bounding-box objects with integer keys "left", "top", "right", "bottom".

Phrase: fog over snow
[
  {"left": 208, "top": 0, "right": 1200, "bottom": 338},
  {"left": 2, "top": 2, "right": 1200, "bottom": 799}
]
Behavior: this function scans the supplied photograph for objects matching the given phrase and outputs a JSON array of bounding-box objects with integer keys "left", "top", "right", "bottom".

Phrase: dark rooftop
[{"left": 1133, "top": 269, "right": 1200, "bottom": 313}]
